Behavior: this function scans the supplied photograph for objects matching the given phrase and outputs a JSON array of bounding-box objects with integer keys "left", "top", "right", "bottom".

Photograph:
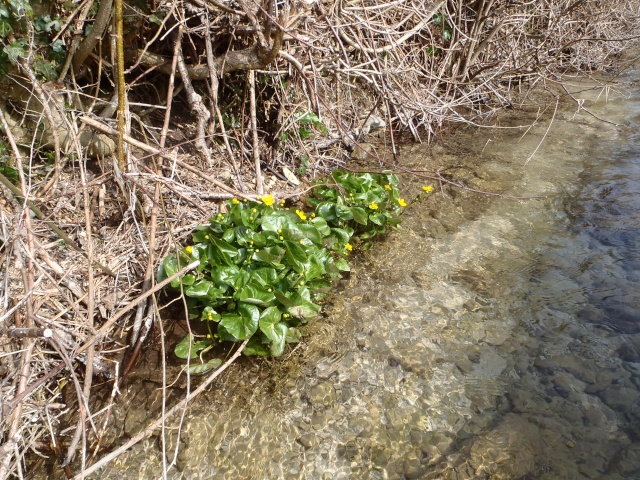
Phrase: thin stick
[
  {"left": 72, "top": 339, "right": 249, "bottom": 479},
  {"left": 525, "top": 96, "right": 559, "bottom": 165},
  {"left": 115, "top": 0, "right": 127, "bottom": 173},
  {"left": 249, "top": 70, "right": 264, "bottom": 194}
]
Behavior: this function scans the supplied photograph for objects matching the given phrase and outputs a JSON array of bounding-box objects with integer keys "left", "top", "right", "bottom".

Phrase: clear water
[{"left": 97, "top": 72, "right": 640, "bottom": 480}]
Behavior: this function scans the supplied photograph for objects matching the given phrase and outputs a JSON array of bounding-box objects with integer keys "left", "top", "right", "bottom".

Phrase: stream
[{"left": 94, "top": 70, "right": 640, "bottom": 480}]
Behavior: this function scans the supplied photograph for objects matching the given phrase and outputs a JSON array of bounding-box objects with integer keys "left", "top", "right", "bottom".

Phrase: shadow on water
[{"left": 92, "top": 70, "right": 640, "bottom": 480}]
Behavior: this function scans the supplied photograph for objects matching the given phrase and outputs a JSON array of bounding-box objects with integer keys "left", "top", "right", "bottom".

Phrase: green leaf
[
  {"left": 298, "top": 223, "right": 323, "bottom": 244},
  {"left": 335, "top": 258, "right": 350, "bottom": 271},
  {"left": 201, "top": 306, "right": 221, "bottom": 322},
  {"left": 369, "top": 212, "right": 385, "bottom": 226},
  {"left": 149, "top": 12, "right": 164, "bottom": 25},
  {"left": 335, "top": 204, "right": 353, "bottom": 221},
  {"left": 185, "top": 279, "right": 213, "bottom": 298},
  {"left": 192, "top": 226, "right": 210, "bottom": 243},
  {"left": 5, "top": 38, "right": 28, "bottom": 62},
  {"left": 157, "top": 254, "right": 179, "bottom": 286},
  {"left": 288, "top": 301, "right": 321, "bottom": 319},
  {"left": 237, "top": 284, "right": 275, "bottom": 306},
  {"left": 174, "top": 335, "right": 212, "bottom": 359},
  {"left": 0, "top": 19, "right": 13, "bottom": 36},
  {"left": 273, "top": 289, "right": 296, "bottom": 308},
  {"left": 352, "top": 207, "right": 368, "bottom": 225},
  {"left": 243, "top": 335, "right": 271, "bottom": 356},
  {"left": 187, "top": 358, "right": 222, "bottom": 375},
  {"left": 330, "top": 228, "right": 351, "bottom": 244},
  {"left": 211, "top": 265, "right": 249, "bottom": 291},
  {"left": 249, "top": 267, "right": 278, "bottom": 287},
  {"left": 222, "top": 228, "right": 235, "bottom": 243},
  {"left": 220, "top": 303, "right": 259, "bottom": 339},
  {"left": 316, "top": 202, "right": 337, "bottom": 223},
  {"left": 310, "top": 216, "right": 331, "bottom": 235},
  {"left": 284, "top": 240, "right": 309, "bottom": 274},
  {"left": 210, "top": 236, "right": 238, "bottom": 263},
  {"left": 259, "top": 306, "right": 289, "bottom": 355},
  {"left": 306, "top": 253, "right": 326, "bottom": 280},
  {"left": 286, "top": 327, "right": 303, "bottom": 343},
  {"left": 261, "top": 211, "right": 294, "bottom": 232},
  {"left": 252, "top": 247, "right": 283, "bottom": 265}
]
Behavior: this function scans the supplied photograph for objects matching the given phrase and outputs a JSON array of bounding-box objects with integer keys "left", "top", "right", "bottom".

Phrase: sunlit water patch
[{"left": 97, "top": 71, "right": 640, "bottom": 480}]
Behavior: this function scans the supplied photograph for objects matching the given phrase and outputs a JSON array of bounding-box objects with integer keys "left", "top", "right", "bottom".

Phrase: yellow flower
[
  {"left": 299, "top": 239, "right": 305, "bottom": 245},
  {"left": 206, "top": 311, "right": 214, "bottom": 320},
  {"left": 261, "top": 194, "right": 275, "bottom": 207},
  {"left": 398, "top": 198, "right": 407, "bottom": 207},
  {"left": 369, "top": 202, "right": 379, "bottom": 210},
  {"left": 422, "top": 185, "right": 434, "bottom": 193},
  {"left": 296, "top": 209, "right": 307, "bottom": 221},
  {"left": 311, "top": 212, "right": 316, "bottom": 218},
  {"left": 185, "top": 246, "right": 193, "bottom": 255},
  {"left": 345, "top": 243, "right": 353, "bottom": 251},
  {"left": 232, "top": 198, "right": 239, "bottom": 205},
  {"left": 384, "top": 184, "right": 392, "bottom": 191}
]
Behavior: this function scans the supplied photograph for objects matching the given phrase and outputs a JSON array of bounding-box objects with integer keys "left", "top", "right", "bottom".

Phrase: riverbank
[
  {"left": 3, "top": 5, "right": 640, "bottom": 475},
  {"left": 55, "top": 64, "right": 640, "bottom": 479}
]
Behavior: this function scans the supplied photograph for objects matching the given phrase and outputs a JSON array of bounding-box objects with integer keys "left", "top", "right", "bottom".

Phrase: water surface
[{"left": 101, "top": 72, "right": 640, "bottom": 480}]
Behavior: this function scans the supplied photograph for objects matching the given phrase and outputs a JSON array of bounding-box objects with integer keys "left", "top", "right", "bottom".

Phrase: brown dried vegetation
[{"left": 0, "top": 0, "right": 639, "bottom": 477}]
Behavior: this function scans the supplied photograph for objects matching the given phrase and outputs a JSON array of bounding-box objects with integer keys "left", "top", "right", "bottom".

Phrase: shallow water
[{"left": 98, "top": 72, "right": 640, "bottom": 479}]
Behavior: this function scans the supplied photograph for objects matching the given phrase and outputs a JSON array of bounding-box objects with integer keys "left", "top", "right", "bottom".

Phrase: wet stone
[
  {"left": 598, "top": 386, "right": 640, "bottom": 413},
  {"left": 403, "top": 452, "right": 425, "bottom": 479},
  {"left": 454, "top": 355, "right": 474, "bottom": 374},
  {"left": 297, "top": 433, "right": 316, "bottom": 449},
  {"left": 309, "top": 381, "right": 337, "bottom": 407}
]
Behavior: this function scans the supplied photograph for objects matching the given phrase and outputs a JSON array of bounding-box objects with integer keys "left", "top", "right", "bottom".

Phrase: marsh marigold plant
[{"left": 158, "top": 170, "right": 421, "bottom": 368}]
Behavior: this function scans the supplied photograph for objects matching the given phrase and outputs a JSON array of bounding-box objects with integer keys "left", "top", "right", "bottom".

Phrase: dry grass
[{"left": 0, "top": 0, "right": 639, "bottom": 477}]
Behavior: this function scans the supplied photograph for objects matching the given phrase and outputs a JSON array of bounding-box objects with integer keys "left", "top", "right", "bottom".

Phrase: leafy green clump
[{"left": 158, "top": 170, "right": 413, "bottom": 371}]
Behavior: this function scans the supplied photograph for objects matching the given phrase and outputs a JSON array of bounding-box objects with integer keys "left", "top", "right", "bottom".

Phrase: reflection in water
[{"left": 100, "top": 73, "right": 640, "bottom": 479}]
